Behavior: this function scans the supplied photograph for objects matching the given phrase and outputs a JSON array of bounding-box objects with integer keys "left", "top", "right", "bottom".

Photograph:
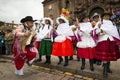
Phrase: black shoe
[
  {"left": 63, "top": 62, "right": 68, "bottom": 66},
  {"left": 58, "top": 56, "right": 63, "bottom": 65},
  {"left": 57, "top": 59, "right": 63, "bottom": 65},
  {"left": 26, "top": 61, "right": 32, "bottom": 66},
  {"left": 90, "top": 66, "right": 94, "bottom": 71},
  {"left": 81, "top": 64, "right": 85, "bottom": 70}
]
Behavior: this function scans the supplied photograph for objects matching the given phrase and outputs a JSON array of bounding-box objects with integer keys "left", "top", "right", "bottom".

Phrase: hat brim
[
  {"left": 92, "top": 15, "right": 99, "bottom": 19},
  {"left": 20, "top": 18, "right": 26, "bottom": 23},
  {"left": 92, "top": 13, "right": 100, "bottom": 19},
  {"left": 56, "top": 16, "right": 69, "bottom": 24},
  {"left": 23, "top": 16, "right": 36, "bottom": 22},
  {"left": 43, "top": 17, "right": 53, "bottom": 25}
]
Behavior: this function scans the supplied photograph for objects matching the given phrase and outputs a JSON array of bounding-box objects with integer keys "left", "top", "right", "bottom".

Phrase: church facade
[{"left": 42, "top": 0, "right": 120, "bottom": 24}]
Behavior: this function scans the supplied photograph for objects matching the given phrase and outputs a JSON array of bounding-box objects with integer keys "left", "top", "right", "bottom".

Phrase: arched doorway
[{"left": 89, "top": 7, "right": 104, "bottom": 17}]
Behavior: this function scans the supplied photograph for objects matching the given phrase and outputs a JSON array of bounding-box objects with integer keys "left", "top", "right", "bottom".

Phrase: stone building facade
[
  {"left": 0, "top": 21, "right": 18, "bottom": 32},
  {"left": 42, "top": 0, "right": 120, "bottom": 24}
]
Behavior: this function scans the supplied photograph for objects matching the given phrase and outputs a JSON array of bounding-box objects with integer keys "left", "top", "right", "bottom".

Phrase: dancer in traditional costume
[
  {"left": 52, "top": 16, "right": 74, "bottom": 66},
  {"left": 69, "top": 20, "right": 80, "bottom": 61},
  {"left": 91, "top": 13, "right": 102, "bottom": 65},
  {"left": 95, "top": 13, "right": 120, "bottom": 76},
  {"left": 76, "top": 15, "right": 96, "bottom": 71},
  {"left": 34, "top": 20, "right": 43, "bottom": 61},
  {"left": 13, "top": 16, "right": 38, "bottom": 75},
  {"left": 39, "top": 17, "right": 53, "bottom": 64}
]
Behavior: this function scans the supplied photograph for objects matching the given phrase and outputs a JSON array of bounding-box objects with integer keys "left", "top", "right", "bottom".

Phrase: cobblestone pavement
[{"left": 0, "top": 58, "right": 98, "bottom": 80}]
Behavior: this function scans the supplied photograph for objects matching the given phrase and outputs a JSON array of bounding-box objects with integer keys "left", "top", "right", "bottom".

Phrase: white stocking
[
  {"left": 15, "top": 67, "right": 24, "bottom": 76},
  {"left": 29, "top": 58, "right": 35, "bottom": 64}
]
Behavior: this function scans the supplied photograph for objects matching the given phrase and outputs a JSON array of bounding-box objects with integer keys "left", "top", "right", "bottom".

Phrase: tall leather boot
[
  {"left": 64, "top": 56, "right": 68, "bottom": 66},
  {"left": 44, "top": 56, "right": 48, "bottom": 64},
  {"left": 107, "top": 62, "right": 112, "bottom": 73},
  {"left": 39, "top": 55, "right": 42, "bottom": 61},
  {"left": 58, "top": 56, "right": 63, "bottom": 65},
  {"left": 93, "top": 59, "right": 97, "bottom": 64},
  {"left": 77, "top": 57, "right": 80, "bottom": 61},
  {"left": 81, "top": 58, "right": 85, "bottom": 70},
  {"left": 103, "top": 63, "right": 108, "bottom": 77},
  {"left": 89, "top": 59, "right": 94, "bottom": 71},
  {"left": 36, "top": 55, "right": 42, "bottom": 62},
  {"left": 47, "top": 55, "right": 51, "bottom": 64}
]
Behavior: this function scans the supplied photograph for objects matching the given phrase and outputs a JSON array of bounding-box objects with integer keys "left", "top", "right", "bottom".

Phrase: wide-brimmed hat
[
  {"left": 20, "top": 18, "right": 26, "bottom": 23},
  {"left": 92, "top": 13, "right": 99, "bottom": 19},
  {"left": 101, "top": 13, "right": 112, "bottom": 18},
  {"left": 56, "top": 16, "right": 69, "bottom": 24},
  {"left": 44, "top": 17, "right": 53, "bottom": 25},
  {"left": 24, "top": 16, "right": 36, "bottom": 22},
  {"left": 20, "top": 16, "right": 36, "bottom": 23}
]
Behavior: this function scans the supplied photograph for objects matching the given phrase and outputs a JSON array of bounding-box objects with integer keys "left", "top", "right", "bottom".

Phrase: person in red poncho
[{"left": 13, "top": 16, "right": 38, "bottom": 76}]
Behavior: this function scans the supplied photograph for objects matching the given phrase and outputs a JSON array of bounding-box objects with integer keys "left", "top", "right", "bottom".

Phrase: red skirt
[
  {"left": 77, "top": 47, "right": 96, "bottom": 59},
  {"left": 95, "top": 39, "right": 120, "bottom": 61},
  {"left": 13, "top": 46, "right": 36, "bottom": 70},
  {"left": 52, "top": 38, "right": 74, "bottom": 56}
]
